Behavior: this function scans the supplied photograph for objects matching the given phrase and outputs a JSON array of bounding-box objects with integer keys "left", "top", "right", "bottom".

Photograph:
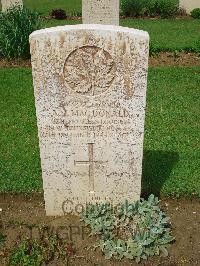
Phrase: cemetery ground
[
  {"left": 0, "top": 67, "right": 199, "bottom": 196},
  {"left": 0, "top": 66, "right": 200, "bottom": 264},
  {"left": 0, "top": 4, "right": 200, "bottom": 266},
  {"left": 0, "top": 194, "right": 199, "bottom": 265}
]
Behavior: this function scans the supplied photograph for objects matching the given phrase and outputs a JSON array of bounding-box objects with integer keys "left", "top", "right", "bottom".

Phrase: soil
[
  {"left": 0, "top": 58, "right": 31, "bottom": 68},
  {"left": 0, "top": 53, "right": 199, "bottom": 68},
  {"left": 43, "top": 15, "right": 191, "bottom": 21},
  {"left": 0, "top": 193, "right": 199, "bottom": 266},
  {"left": 119, "top": 15, "right": 192, "bottom": 20},
  {"left": 149, "top": 52, "right": 200, "bottom": 67}
]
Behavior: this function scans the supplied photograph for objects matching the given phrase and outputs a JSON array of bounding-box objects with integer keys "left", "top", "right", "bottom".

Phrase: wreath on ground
[{"left": 81, "top": 195, "right": 174, "bottom": 263}]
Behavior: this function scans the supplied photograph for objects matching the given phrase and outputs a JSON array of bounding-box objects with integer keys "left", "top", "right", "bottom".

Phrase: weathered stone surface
[
  {"left": 30, "top": 24, "right": 149, "bottom": 216},
  {"left": 1, "top": 0, "right": 23, "bottom": 12},
  {"left": 82, "top": 0, "right": 119, "bottom": 25}
]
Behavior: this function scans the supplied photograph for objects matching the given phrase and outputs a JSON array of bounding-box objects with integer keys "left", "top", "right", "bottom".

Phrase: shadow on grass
[{"left": 141, "top": 150, "right": 179, "bottom": 198}]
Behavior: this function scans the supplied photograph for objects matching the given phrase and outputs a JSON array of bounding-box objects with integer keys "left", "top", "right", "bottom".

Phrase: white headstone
[
  {"left": 1, "top": 0, "right": 23, "bottom": 12},
  {"left": 82, "top": 0, "right": 119, "bottom": 25},
  {"left": 179, "top": 0, "right": 200, "bottom": 14},
  {"left": 30, "top": 24, "right": 149, "bottom": 216}
]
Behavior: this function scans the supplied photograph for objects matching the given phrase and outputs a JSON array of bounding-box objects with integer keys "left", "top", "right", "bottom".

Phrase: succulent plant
[{"left": 81, "top": 195, "right": 174, "bottom": 262}]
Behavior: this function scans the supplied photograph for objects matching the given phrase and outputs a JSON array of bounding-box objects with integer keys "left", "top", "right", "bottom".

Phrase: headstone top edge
[{"left": 29, "top": 24, "right": 149, "bottom": 40}]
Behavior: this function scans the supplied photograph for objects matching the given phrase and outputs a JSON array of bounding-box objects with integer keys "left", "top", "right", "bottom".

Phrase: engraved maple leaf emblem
[{"left": 63, "top": 46, "right": 116, "bottom": 96}]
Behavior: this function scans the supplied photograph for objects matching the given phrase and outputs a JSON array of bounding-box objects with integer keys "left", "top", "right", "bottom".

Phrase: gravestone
[
  {"left": 82, "top": 0, "right": 119, "bottom": 25},
  {"left": 30, "top": 24, "right": 149, "bottom": 216},
  {"left": 179, "top": 0, "right": 200, "bottom": 14},
  {"left": 1, "top": 0, "right": 23, "bottom": 12}
]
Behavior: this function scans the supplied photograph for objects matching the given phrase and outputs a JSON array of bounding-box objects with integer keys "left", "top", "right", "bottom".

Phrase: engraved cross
[{"left": 75, "top": 143, "right": 107, "bottom": 192}]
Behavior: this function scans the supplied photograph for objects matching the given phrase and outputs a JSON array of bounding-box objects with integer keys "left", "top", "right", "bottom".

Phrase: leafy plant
[
  {"left": 71, "top": 10, "right": 82, "bottom": 17},
  {"left": 0, "top": 5, "right": 41, "bottom": 59},
  {"left": 191, "top": 8, "right": 200, "bottom": 19},
  {"left": 121, "top": 0, "right": 148, "bottom": 17},
  {"left": 81, "top": 195, "right": 174, "bottom": 262},
  {"left": 50, "top": 9, "right": 67, "bottom": 20},
  {"left": 9, "top": 234, "right": 74, "bottom": 265},
  {"left": 149, "top": 42, "right": 162, "bottom": 56},
  {"left": 121, "top": 0, "right": 179, "bottom": 18},
  {"left": 148, "top": 0, "right": 179, "bottom": 18}
]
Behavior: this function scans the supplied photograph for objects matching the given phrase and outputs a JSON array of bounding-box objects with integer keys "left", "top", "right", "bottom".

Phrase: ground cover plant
[
  {"left": 0, "top": 67, "right": 199, "bottom": 197},
  {"left": 81, "top": 195, "right": 174, "bottom": 262},
  {"left": 9, "top": 234, "right": 74, "bottom": 265}
]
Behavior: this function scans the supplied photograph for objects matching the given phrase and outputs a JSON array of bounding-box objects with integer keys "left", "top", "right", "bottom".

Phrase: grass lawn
[
  {"left": 42, "top": 18, "right": 200, "bottom": 53},
  {"left": 1, "top": 0, "right": 200, "bottom": 52},
  {"left": 24, "top": 0, "right": 82, "bottom": 16},
  {"left": 0, "top": 67, "right": 199, "bottom": 197},
  {"left": 23, "top": 0, "right": 200, "bottom": 52}
]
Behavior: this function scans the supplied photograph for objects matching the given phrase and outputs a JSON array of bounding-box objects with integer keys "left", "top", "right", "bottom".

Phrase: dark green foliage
[
  {"left": 121, "top": 0, "right": 179, "bottom": 18},
  {"left": 50, "top": 9, "right": 67, "bottom": 20},
  {"left": 191, "top": 8, "right": 200, "bottom": 19},
  {"left": 0, "top": 6, "right": 41, "bottom": 59},
  {"left": 9, "top": 240, "right": 44, "bottom": 265},
  {"left": 149, "top": 43, "right": 162, "bottom": 56},
  {"left": 9, "top": 234, "right": 73, "bottom": 265},
  {"left": 148, "top": 0, "right": 179, "bottom": 18},
  {"left": 81, "top": 195, "right": 174, "bottom": 262},
  {"left": 121, "top": 0, "right": 147, "bottom": 17},
  {"left": 71, "top": 10, "right": 82, "bottom": 17}
]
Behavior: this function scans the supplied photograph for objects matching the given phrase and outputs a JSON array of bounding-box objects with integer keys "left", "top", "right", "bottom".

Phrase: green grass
[
  {"left": 0, "top": 69, "right": 41, "bottom": 192},
  {"left": 40, "top": 19, "right": 200, "bottom": 53},
  {"left": 23, "top": 0, "right": 200, "bottom": 52},
  {"left": 143, "top": 67, "right": 200, "bottom": 197},
  {"left": 0, "top": 67, "right": 199, "bottom": 197},
  {"left": 121, "top": 19, "right": 200, "bottom": 52},
  {"left": 1, "top": 0, "right": 200, "bottom": 53},
  {"left": 24, "top": 0, "right": 82, "bottom": 16}
]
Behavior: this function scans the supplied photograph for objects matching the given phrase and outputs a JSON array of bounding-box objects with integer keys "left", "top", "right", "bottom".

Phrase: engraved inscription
[
  {"left": 46, "top": 99, "right": 134, "bottom": 140},
  {"left": 30, "top": 24, "right": 149, "bottom": 215},
  {"left": 63, "top": 46, "right": 116, "bottom": 96},
  {"left": 75, "top": 143, "right": 108, "bottom": 192}
]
